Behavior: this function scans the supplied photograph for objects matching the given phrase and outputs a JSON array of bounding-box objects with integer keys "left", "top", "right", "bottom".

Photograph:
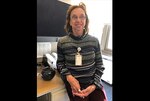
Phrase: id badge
[{"left": 75, "top": 54, "right": 82, "bottom": 66}]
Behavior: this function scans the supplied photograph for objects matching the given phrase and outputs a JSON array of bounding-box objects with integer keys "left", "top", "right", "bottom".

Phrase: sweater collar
[{"left": 69, "top": 32, "right": 88, "bottom": 40}]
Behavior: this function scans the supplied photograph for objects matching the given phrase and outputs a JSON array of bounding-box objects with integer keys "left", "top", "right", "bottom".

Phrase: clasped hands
[{"left": 66, "top": 75, "right": 96, "bottom": 98}]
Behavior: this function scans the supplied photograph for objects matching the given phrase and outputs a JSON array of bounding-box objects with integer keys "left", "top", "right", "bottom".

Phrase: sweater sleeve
[
  {"left": 93, "top": 39, "right": 105, "bottom": 89},
  {"left": 56, "top": 39, "right": 71, "bottom": 76}
]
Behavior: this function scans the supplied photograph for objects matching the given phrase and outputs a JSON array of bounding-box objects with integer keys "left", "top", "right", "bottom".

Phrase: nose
[{"left": 76, "top": 18, "right": 80, "bottom": 21}]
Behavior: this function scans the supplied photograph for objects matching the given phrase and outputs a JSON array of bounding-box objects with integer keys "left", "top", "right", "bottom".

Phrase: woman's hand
[
  {"left": 66, "top": 75, "right": 81, "bottom": 95},
  {"left": 73, "top": 84, "right": 96, "bottom": 98}
]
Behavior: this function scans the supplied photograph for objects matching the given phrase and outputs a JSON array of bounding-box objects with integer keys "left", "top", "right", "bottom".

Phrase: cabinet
[
  {"left": 37, "top": 67, "right": 69, "bottom": 101},
  {"left": 37, "top": 88, "right": 69, "bottom": 101},
  {"left": 37, "top": 94, "right": 50, "bottom": 101},
  {"left": 50, "top": 88, "right": 69, "bottom": 101}
]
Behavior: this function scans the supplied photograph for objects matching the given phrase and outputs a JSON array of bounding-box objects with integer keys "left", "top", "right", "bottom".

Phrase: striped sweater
[{"left": 57, "top": 33, "right": 105, "bottom": 89}]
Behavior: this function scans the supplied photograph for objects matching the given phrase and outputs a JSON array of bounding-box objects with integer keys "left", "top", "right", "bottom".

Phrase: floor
[{"left": 102, "top": 80, "right": 112, "bottom": 101}]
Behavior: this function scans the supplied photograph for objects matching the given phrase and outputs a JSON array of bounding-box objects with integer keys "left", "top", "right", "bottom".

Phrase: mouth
[{"left": 75, "top": 24, "right": 82, "bottom": 28}]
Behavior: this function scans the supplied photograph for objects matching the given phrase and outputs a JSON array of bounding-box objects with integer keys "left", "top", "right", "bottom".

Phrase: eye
[
  {"left": 71, "top": 15, "right": 86, "bottom": 21},
  {"left": 71, "top": 15, "right": 78, "bottom": 20},
  {"left": 79, "top": 15, "right": 86, "bottom": 20}
]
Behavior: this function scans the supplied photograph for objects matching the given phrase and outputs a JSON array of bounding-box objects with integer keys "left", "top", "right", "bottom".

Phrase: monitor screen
[{"left": 37, "top": 0, "right": 70, "bottom": 37}]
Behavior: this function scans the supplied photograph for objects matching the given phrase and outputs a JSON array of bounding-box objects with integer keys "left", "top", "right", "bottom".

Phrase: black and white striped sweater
[{"left": 57, "top": 33, "right": 105, "bottom": 89}]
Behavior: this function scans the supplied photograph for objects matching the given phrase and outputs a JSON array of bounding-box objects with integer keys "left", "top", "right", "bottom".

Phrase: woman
[{"left": 57, "top": 2, "right": 107, "bottom": 101}]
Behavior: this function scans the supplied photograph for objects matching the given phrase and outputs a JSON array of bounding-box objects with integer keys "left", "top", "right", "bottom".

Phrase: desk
[{"left": 37, "top": 67, "right": 69, "bottom": 101}]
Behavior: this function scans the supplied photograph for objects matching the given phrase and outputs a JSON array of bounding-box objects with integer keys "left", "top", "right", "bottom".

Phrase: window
[
  {"left": 107, "top": 27, "right": 112, "bottom": 50},
  {"left": 101, "top": 24, "right": 112, "bottom": 56}
]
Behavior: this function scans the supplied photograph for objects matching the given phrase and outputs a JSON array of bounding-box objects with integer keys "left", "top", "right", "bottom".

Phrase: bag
[{"left": 41, "top": 66, "right": 56, "bottom": 81}]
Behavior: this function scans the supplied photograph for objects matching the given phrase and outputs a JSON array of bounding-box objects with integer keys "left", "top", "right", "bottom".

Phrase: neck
[
  {"left": 72, "top": 30, "right": 83, "bottom": 37},
  {"left": 69, "top": 31, "right": 87, "bottom": 40}
]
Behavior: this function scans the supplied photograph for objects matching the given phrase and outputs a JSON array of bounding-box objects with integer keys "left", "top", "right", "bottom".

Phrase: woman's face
[{"left": 70, "top": 7, "right": 86, "bottom": 36}]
